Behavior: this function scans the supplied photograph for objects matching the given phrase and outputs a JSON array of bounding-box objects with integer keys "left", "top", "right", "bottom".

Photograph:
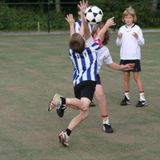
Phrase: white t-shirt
[
  {"left": 86, "top": 37, "right": 113, "bottom": 74},
  {"left": 97, "top": 46, "right": 113, "bottom": 74},
  {"left": 116, "top": 24, "right": 144, "bottom": 60}
]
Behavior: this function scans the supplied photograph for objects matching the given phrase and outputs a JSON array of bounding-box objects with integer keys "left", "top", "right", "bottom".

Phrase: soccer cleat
[
  {"left": 56, "top": 107, "right": 65, "bottom": 118},
  {"left": 136, "top": 100, "right": 147, "bottom": 107},
  {"left": 58, "top": 131, "right": 70, "bottom": 147},
  {"left": 48, "top": 94, "right": 62, "bottom": 111},
  {"left": 103, "top": 124, "right": 114, "bottom": 133},
  {"left": 48, "top": 93, "right": 66, "bottom": 117},
  {"left": 120, "top": 96, "right": 130, "bottom": 106},
  {"left": 48, "top": 94, "right": 65, "bottom": 110}
]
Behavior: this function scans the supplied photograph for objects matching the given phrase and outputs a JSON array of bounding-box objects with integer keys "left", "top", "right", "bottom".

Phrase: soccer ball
[{"left": 84, "top": 6, "right": 103, "bottom": 25}]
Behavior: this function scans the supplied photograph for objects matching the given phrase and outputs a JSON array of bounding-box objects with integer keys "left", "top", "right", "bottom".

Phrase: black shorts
[
  {"left": 74, "top": 80, "right": 96, "bottom": 101},
  {"left": 120, "top": 59, "right": 141, "bottom": 72},
  {"left": 96, "top": 74, "right": 101, "bottom": 85}
]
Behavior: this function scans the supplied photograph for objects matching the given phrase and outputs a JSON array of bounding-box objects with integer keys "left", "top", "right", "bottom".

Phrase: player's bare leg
[
  {"left": 120, "top": 72, "right": 131, "bottom": 106},
  {"left": 133, "top": 72, "right": 147, "bottom": 107},
  {"left": 95, "top": 84, "right": 113, "bottom": 133}
]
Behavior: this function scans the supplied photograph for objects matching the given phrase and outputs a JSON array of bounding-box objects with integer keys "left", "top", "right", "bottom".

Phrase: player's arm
[
  {"left": 78, "top": 0, "right": 90, "bottom": 40},
  {"left": 97, "top": 17, "right": 116, "bottom": 41},
  {"left": 65, "top": 14, "right": 75, "bottom": 37},
  {"left": 116, "top": 29, "right": 123, "bottom": 46},
  {"left": 107, "top": 62, "right": 135, "bottom": 71},
  {"left": 132, "top": 28, "right": 144, "bottom": 46}
]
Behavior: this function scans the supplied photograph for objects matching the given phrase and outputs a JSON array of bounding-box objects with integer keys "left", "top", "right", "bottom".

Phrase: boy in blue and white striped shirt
[
  {"left": 69, "top": 38, "right": 100, "bottom": 86},
  {"left": 48, "top": 0, "right": 115, "bottom": 147}
]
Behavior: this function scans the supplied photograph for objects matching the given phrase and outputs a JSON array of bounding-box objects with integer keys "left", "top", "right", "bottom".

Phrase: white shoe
[
  {"left": 48, "top": 94, "right": 62, "bottom": 111},
  {"left": 58, "top": 131, "right": 70, "bottom": 147}
]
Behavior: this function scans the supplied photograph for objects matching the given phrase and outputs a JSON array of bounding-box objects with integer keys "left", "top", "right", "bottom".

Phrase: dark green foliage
[
  {"left": 89, "top": 0, "right": 160, "bottom": 28},
  {"left": 0, "top": 5, "right": 47, "bottom": 31},
  {"left": 0, "top": 0, "right": 159, "bottom": 31},
  {"left": 49, "top": 11, "right": 68, "bottom": 30}
]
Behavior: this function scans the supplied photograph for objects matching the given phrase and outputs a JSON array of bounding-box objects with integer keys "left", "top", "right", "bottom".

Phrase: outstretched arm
[
  {"left": 97, "top": 17, "right": 116, "bottom": 41},
  {"left": 65, "top": 14, "right": 75, "bottom": 37},
  {"left": 107, "top": 62, "right": 135, "bottom": 71},
  {"left": 78, "top": 0, "right": 90, "bottom": 40}
]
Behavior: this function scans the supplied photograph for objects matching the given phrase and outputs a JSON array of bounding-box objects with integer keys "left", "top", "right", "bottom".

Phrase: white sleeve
[
  {"left": 116, "top": 28, "right": 122, "bottom": 46},
  {"left": 103, "top": 48, "right": 113, "bottom": 64},
  {"left": 137, "top": 27, "right": 145, "bottom": 46},
  {"left": 74, "top": 21, "right": 81, "bottom": 33}
]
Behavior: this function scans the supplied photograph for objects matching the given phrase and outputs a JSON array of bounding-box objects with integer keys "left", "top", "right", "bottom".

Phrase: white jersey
[
  {"left": 116, "top": 24, "right": 144, "bottom": 60},
  {"left": 74, "top": 19, "right": 92, "bottom": 33},
  {"left": 97, "top": 46, "right": 113, "bottom": 74},
  {"left": 86, "top": 37, "right": 113, "bottom": 74},
  {"left": 69, "top": 36, "right": 100, "bottom": 86},
  {"left": 74, "top": 20, "right": 82, "bottom": 33}
]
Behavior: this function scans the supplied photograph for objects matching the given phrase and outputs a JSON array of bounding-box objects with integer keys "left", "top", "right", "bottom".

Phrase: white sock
[
  {"left": 124, "top": 92, "right": 130, "bottom": 100},
  {"left": 140, "top": 92, "right": 146, "bottom": 101},
  {"left": 106, "top": 116, "right": 110, "bottom": 125}
]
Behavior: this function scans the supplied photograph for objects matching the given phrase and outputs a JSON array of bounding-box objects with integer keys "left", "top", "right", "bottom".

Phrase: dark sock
[
  {"left": 61, "top": 97, "right": 66, "bottom": 105},
  {"left": 65, "top": 128, "right": 72, "bottom": 136}
]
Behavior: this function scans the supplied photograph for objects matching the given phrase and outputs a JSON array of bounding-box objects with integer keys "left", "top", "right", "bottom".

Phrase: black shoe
[
  {"left": 103, "top": 124, "right": 114, "bottom": 133},
  {"left": 136, "top": 100, "right": 147, "bottom": 107},
  {"left": 56, "top": 106, "right": 66, "bottom": 118},
  {"left": 120, "top": 96, "right": 130, "bottom": 106},
  {"left": 89, "top": 101, "right": 96, "bottom": 107}
]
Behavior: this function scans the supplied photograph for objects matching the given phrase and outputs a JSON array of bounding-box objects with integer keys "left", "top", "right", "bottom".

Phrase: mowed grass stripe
[{"left": 0, "top": 33, "right": 159, "bottom": 160}]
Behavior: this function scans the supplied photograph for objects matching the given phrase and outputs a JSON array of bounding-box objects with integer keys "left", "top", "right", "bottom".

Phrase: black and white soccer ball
[{"left": 84, "top": 6, "right": 103, "bottom": 25}]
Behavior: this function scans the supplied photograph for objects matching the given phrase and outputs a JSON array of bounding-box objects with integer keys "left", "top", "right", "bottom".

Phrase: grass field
[{"left": 0, "top": 32, "right": 160, "bottom": 160}]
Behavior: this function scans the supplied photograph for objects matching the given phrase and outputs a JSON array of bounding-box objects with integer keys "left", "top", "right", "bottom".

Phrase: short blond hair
[{"left": 122, "top": 6, "right": 137, "bottom": 22}]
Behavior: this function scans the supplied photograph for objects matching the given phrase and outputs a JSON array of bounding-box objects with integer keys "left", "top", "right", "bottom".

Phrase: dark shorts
[
  {"left": 74, "top": 80, "right": 96, "bottom": 101},
  {"left": 96, "top": 74, "right": 101, "bottom": 85},
  {"left": 120, "top": 59, "right": 141, "bottom": 72}
]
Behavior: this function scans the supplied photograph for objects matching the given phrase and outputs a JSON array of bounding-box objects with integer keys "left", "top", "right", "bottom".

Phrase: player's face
[{"left": 124, "top": 14, "right": 134, "bottom": 26}]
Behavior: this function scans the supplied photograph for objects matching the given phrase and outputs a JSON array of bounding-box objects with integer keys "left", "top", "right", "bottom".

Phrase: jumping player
[{"left": 48, "top": 0, "right": 115, "bottom": 147}]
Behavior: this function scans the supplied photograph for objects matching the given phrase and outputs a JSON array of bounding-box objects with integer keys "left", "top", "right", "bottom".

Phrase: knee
[
  {"left": 80, "top": 98, "right": 90, "bottom": 111},
  {"left": 134, "top": 76, "right": 139, "bottom": 82},
  {"left": 81, "top": 105, "right": 89, "bottom": 112},
  {"left": 95, "top": 91, "right": 106, "bottom": 101}
]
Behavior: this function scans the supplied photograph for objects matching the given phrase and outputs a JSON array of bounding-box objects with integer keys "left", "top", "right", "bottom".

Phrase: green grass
[{"left": 0, "top": 32, "right": 160, "bottom": 160}]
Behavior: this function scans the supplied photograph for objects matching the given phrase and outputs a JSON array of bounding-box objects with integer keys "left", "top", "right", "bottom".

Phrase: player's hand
[
  {"left": 78, "top": 0, "right": 88, "bottom": 13},
  {"left": 65, "top": 14, "right": 75, "bottom": 25},
  {"left": 132, "top": 32, "right": 138, "bottom": 39},
  {"left": 117, "top": 32, "right": 123, "bottom": 39},
  {"left": 121, "top": 63, "right": 135, "bottom": 71},
  {"left": 105, "top": 17, "right": 116, "bottom": 28}
]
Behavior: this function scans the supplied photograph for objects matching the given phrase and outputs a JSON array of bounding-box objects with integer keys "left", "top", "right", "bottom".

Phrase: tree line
[{"left": 0, "top": 0, "right": 159, "bottom": 31}]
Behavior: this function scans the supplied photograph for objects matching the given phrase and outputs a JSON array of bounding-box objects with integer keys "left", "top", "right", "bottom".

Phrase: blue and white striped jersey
[
  {"left": 69, "top": 38, "right": 100, "bottom": 86},
  {"left": 74, "top": 20, "right": 82, "bottom": 33},
  {"left": 74, "top": 19, "right": 92, "bottom": 33}
]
